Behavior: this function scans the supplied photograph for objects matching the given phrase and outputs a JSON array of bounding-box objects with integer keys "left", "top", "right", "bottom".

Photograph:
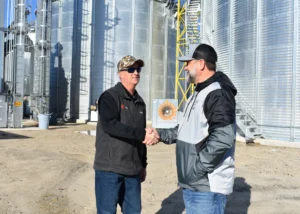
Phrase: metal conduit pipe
[
  {"left": 15, "top": 0, "right": 26, "bottom": 46},
  {"left": 33, "top": 0, "right": 42, "bottom": 96},
  {"left": 33, "top": 0, "right": 51, "bottom": 114},
  {"left": 44, "top": 0, "right": 51, "bottom": 102}
]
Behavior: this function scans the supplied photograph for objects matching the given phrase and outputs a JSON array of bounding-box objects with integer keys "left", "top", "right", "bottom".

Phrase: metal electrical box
[
  {"left": 152, "top": 99, "right": 178, "bottom": 129},
  {"left": 0, "top": 95, "right": 7, "bottom": 127}
]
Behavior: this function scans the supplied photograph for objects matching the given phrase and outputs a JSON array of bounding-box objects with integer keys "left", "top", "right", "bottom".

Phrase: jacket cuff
[{"left": 135, "top": 128, "right": 146, "bottom": 142}]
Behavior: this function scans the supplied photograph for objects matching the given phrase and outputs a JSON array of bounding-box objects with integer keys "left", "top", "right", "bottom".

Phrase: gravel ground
[{"left": 0, "top": 124, "right": 299, "bottom": 214}]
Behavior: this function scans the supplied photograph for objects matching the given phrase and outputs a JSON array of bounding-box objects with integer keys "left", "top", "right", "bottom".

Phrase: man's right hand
[{"left": 143, "top": 128, "right": 160, "bottom": 145}]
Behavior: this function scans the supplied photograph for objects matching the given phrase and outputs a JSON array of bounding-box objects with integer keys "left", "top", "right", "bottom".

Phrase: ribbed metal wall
[
  {"left": 91, "top": 0, "right": 176, "bottom": 119},
  {"left": 166, "top": 16, "right": 177, "bottom": 99},
  {"left": 49, "top": 0, "right": 176, "bottom": 121},
  {"left": 77, "top": 0, "right": 92, "bottom": 121},
  {"left": 232, "top": 0, "right": 257, "bottom": 118},
  {"left": 214, "top": 0, "right": 230, "bottom": 75},
  {"left": 148, "top": 2, "right": 172, "bottom": 117},
  {"left": 50, "top": 0, "right": 80, "bottom": 120},
  {"left": 0, "top": 0, "right": 4, "bottom": 92},
  {"left": 201, "top": 0, "right": 300, "bottom": 142},
  {"left": 295, "top": 0, "right": 300, "bottom": 141},
  {"left": 91, "top": 0, "right": 115, "bottom": 102},
  {"left": 201, "top": 1, "right": 213, "bottom": 46},
  {"left": 258, "top": 1, "right": 294, "bottom": 140}
]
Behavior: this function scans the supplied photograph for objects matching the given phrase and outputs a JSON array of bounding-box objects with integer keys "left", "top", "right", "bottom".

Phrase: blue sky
[
  {"left": 4, "top": 0, "right": 37, "bottom": 26},
  {"left": 27, "top": 0, "right": 37, "bottom": 23}
]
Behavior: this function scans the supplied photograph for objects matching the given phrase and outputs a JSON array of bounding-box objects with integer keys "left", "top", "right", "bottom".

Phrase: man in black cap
[
  {"left": 146, "top": 44, "right": 237, "bottom": 214},
  {"left": 94, "top": 55, "right": 158, "bottom": 214}
]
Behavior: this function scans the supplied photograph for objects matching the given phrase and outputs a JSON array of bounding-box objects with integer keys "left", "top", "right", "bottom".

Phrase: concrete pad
[
  {"left": 0, "top": 127, "right": 41, "bottom": 131},
  {"left": 254, "top": 138, "right": 300, "bottom": 149},
  {"left": 76, "top": 130, "right": 96, "bottom": 136},
  {"left": 76, "top": 119, "right": 87, "bottom": 124},
  {"left": 236, "top": 135, "right": 300, "bottom": 149},
  {"left": 87, "top": 122, "right": 97, "bottom": 126},
  {"left": 236, "top": 135, "right": 247, "bottom": 143},
  {"left": 22, "top": 120, "right": 38, "bottom": 127}
]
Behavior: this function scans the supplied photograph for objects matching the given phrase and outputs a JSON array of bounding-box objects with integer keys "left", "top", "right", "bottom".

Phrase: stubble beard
[{"left": 186, "top": 65, "right": 196, "bottom": 84}]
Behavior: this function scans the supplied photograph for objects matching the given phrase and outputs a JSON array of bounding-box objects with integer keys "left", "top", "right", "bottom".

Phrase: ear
[
  {"left": 118, "top": 72, "right": 123, "bottom": 79},
  {"left": 199, "top": 60, "right": 205, "bottom": 70}
]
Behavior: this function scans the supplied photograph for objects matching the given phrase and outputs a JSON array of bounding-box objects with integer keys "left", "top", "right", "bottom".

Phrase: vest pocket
[{"left": 185, "top": 155, "right": 207, "bottom": 185}]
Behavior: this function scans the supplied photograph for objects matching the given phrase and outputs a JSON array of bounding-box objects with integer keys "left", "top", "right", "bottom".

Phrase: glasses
[{"left": 121, "top": 67, "right": 142, "bottom": 73}]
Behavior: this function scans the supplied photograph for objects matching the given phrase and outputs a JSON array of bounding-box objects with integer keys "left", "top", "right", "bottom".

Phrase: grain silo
[
  {"left": 91, "top": 0, "right": 176, "bottom": 120},
  {"left": 50, "top": 0, "right": 176, "bottom": 121},
  {"left": 0, "top": 0, "right": 4, "bottom": 93},
  {"left": 201, "top": 0, "right": 300, "bottom": 141}
]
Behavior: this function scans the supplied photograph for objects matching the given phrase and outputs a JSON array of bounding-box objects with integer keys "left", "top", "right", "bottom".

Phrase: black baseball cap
[{"left": 178, "top": 44, "right": 217, "bottom": 64}]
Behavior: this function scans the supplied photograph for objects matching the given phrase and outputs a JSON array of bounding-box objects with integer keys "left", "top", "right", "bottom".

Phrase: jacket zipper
[{"left": 132, "top": 99, "right": 137, "bottom": 173}]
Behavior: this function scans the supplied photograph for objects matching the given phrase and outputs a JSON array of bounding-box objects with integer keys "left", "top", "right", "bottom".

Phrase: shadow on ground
[
  {"left": 0, "top": 131, "right": 31, "bottom": 139},
  {"left": 155, "top": 177, "right": 251, "bottom": 214},
  {"left": 226, "top": 177, "right": 251, "bottom": 214},
  {"left": 156, "top": 188, "right": 185, "bottom": 214}
]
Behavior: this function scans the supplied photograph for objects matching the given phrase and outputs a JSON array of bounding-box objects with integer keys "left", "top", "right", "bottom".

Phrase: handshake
[{"left": 143, "top": 128, "right": 160, "bottom": 145}]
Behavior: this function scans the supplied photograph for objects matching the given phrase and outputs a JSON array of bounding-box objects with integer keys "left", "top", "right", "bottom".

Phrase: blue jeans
[
  {"left": 95, "top": 170, "right": 141, "bottom": 214},
  {"left": 183, "top": 189, "right": 227, "bottom": 214}
]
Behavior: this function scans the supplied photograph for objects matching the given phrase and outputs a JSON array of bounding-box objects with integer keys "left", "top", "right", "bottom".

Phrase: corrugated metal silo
[
  {"left": 166, "top": 15, "right": 177, "bottom": 99},
  {"left": 201, "top": 0, "right": 300, "bottom": 142},
  {"left": 77, "top": 0, "right": 93, "bottom": 121},
  {"left": 0, "top": 0, "right": 5, "bottom": 92},
  {"left": 50, "top": 0, "right": 71, "bottom": 120},
  {"left": 91, "top": 0, "right": 176, "bottom": 119},
  {"left": 231, "top": 0, "right": 257, "bottom": 117},
  {"left": 50, "top": 0, "right": 176, "bottom": 121},
  {"left": 50, "top": 0, "right": 85, "bottom": 121},
  {"left": 295, "top": 1, "right": 300, "bottom": 141},
  {"left": 213, "top": 0, "right": 230, "bottom": 75},
  {"left": 257, "top": 1, "right": 294, "bottom": 140}
]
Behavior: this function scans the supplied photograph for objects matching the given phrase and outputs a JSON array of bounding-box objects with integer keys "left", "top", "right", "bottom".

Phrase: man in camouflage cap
[
  {"left": 117, "top": 55, "right": 144, "bottom": 71},
  {"left": 94, "top": 55, "right": 158, "bottom": 214}
]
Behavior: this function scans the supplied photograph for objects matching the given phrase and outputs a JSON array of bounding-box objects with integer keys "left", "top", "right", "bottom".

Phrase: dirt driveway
[{"left": 0, "top": 124, "right": 299, "bottom": 214}]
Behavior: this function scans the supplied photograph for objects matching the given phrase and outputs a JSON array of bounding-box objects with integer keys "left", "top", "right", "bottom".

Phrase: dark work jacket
[{"left": 93, "top": 82, "right": 147, "bottom": 176}]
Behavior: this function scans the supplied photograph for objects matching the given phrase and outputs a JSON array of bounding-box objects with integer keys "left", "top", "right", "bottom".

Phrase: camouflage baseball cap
[{"left": 117, "top": 55, "right": 144, "bottom": 71}]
